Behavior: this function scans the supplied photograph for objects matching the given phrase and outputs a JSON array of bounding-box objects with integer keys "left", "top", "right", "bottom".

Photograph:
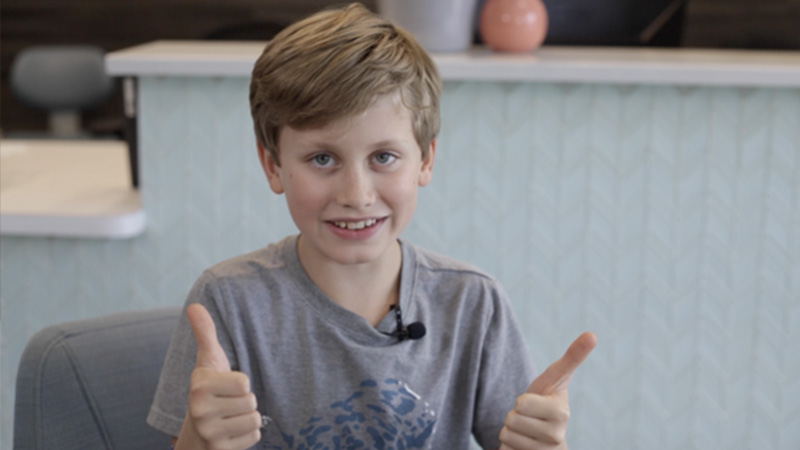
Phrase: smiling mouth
[{"left": 330, "top": 218, "right": 381, "bottom": 230}]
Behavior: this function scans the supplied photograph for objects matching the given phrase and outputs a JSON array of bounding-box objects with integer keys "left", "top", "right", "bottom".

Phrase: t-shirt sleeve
[
  {"left": 146, "top": 271, "right": 239, "bottom": 437},
  {"left": 471, "top": 281, "right": 537, "bottom": 449}
]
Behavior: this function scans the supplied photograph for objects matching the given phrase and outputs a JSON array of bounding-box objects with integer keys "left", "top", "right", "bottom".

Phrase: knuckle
[
  {"left": 249, "top": 392, "right": 258, "bottom": 411},
  {"left": 514, "top": 394, "right": 527, "bottom": 411},
  {"left": 498, "top": 426, "right": 510, "bottom": 444},
  {"left": 504, "top": 410, "right": 515, "bottom": 427},
  {"left": 548, "top": 399, "right": 571, "bottom": 422},
  {"left": 232, "top": 372, "right": 251, "bottom": 393},
  {"left": 188, "top": 401, "right": 208, "bottom": 421},
  {"left": 248, "top": 428, "right": 262, "bottom": 445},
  {"left": 543, "top": 427, "right": 565, "bottom": 445},
  {"left": 557, "top": 407, "right": 571, "bottom": 423},
  {"left": 250, "top": 411, "right": 263, "bottom": 429},
  {"left": 190, "top": 372, "right": 221, "bottom": 399},
  {"left": 216, "top": 438, "right": 240, "bottom": 450},
  {"left": 515, "top": 392, "right": 536, "bottom": 412},
  {"left": 504, "top": 410, "right": 520, "bottom": 430},
  {"left": 196, "top": 425, "right": 217, "bottom": 443},
  {"left": 189, "top": 379, "right": 210, "bottom": 398}
]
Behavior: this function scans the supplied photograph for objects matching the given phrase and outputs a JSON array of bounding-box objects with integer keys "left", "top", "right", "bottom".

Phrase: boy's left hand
[{"left": 498, "top": 332, "right": 598, "bottom": 450}]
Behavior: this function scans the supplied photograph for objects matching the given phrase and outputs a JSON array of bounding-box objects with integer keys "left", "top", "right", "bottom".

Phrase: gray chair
[
  {"left": 14, "top": 308, "right": 181, "bottom": 449},
  {"left": 10, "top": 45, "right": 113, "bottom": 137}
]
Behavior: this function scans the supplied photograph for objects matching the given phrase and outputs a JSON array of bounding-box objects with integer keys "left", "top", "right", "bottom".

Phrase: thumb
[
  {"left": 187, "top": 303, "right": 231, "bottom": 372},
  {"left": 528, "top": 331, "right": 597, "bottom": 396}
]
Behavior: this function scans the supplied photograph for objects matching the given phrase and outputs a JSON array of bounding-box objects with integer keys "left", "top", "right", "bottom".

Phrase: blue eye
[
  {"left": 311, "top": 153, "right": 333, "bottom": 167},
  {"left": 374, "top": 152, "right": 396, "bottom": 165}
]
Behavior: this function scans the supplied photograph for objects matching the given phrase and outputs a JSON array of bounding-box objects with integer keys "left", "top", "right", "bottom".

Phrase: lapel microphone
[{"left": 388, "top": 304, "right": 426, "bottom": 341}]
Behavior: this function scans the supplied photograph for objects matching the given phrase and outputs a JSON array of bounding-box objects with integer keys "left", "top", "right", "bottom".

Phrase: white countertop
[
  {"left": 0, "top": 140, "right": 146, "bottom": 239},
  {"left": 106, "top": 40, "right": 800, "bottom": 87}
]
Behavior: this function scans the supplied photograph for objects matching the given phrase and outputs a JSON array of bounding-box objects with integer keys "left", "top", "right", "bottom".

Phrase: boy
[{"left": 147, "top": 4, "right": 596, "bottom": 449}]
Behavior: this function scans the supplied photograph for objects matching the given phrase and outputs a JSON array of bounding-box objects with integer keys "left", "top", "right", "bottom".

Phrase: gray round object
[{"left": 10, "top": 45, "right": 113, "bottom": 111}]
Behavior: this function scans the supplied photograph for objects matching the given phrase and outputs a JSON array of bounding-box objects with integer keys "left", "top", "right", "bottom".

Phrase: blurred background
[
  {"left": 1, "top": 0, "right": 798, "bottom": 137},
  {"left": 1, "top": 1, "right": 799, "bottom": 449}
]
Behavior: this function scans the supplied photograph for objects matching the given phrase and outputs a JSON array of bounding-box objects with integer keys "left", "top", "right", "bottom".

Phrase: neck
[{"left": 297, "top": 238, "right": 402, "bottom": 327}]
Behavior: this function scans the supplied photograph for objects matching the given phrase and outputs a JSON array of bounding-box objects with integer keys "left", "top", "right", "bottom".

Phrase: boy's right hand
[{"left": 175, "top": 303, "right": 262, "bottom": 450}]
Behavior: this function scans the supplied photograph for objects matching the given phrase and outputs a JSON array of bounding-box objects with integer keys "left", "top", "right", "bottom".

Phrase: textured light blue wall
[{"left": 2, "top": 77, "right": 798, "bottom": 449}]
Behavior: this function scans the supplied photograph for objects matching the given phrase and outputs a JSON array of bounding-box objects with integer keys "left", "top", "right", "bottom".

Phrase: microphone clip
[{"left": 390, "top": 304, "right": 426, "bottom": 341}]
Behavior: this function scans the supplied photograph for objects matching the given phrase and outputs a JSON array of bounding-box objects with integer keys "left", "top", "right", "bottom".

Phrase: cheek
[
  {"left": 383, "top": 175, "right": 418, "bottom": 208},
  {"left": 284, "top": 175, "right": 324, "bottom": 214}
]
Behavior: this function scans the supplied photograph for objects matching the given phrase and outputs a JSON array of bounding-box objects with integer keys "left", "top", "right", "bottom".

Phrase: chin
[
  {"left": 329, "top": 248, "right": 385, "bottom": 266},
  {"left": 324, "top": 237, "right": 399, "bottom": 264}
]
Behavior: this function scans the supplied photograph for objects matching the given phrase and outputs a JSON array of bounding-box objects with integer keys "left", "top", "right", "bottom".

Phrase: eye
[
  {"left": 373, "top": 152, "right": 397, "bottom": 166},
  {"left": 311, "top": 153, "right": 334, "bottom": 167}
]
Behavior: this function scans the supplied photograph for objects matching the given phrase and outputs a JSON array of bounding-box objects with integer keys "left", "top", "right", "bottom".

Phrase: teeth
[{"left": 334, "top": 219, "right": 378, "bottom": 230}]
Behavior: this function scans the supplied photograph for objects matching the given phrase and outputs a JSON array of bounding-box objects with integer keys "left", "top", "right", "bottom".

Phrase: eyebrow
[
  {"left": 371, "top": 139, "right": 403, "bottom": 149},
  {"left": 302, "top": 138, "right": 407, "bottom": 151}
]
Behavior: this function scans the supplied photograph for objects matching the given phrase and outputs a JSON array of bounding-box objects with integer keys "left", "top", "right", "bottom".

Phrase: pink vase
[{"left": 479, "top": 0, "right": 548, "bottom": 52}]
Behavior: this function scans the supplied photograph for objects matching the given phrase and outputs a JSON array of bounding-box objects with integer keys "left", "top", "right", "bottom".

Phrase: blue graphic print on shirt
[{"left": 265, "top": 378, "right": 437, "bottom": 449}]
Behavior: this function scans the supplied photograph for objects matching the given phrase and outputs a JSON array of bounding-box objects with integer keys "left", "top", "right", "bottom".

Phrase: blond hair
[{"left": 249, "top": 3, "right": 441, "bottom": 164}]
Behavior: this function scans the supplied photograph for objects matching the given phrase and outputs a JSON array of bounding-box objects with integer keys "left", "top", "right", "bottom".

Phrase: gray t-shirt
[{"left": 148, "top": 235, "right": 536, "bottom": 449}]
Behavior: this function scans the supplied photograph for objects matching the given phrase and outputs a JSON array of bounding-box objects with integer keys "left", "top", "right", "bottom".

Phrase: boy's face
[{"left": 259, "top": 94, "right": 436, "bottom": 268}]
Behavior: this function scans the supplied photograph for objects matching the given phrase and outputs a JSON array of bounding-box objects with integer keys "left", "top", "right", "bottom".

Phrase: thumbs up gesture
[
  {"left": 174, "top": 304, "right": 262, "bottom": 450},
  {"left": 498, "top": 332, "right": 598, "bottom": 450}
]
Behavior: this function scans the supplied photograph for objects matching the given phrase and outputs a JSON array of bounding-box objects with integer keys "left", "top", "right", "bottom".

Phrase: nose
[{"left": 336, "top": 164, "right": 376, "bottom": 209}]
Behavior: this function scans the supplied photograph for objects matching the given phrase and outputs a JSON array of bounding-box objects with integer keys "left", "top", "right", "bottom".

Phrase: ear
[
  {"left": 418, "top": 138, "right": 437, "bottom": 187},
  {"left": 258, "top": 142, "right": 285, "bottom": 194}
]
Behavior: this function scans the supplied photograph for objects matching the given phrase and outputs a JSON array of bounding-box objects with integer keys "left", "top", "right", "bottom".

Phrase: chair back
[
  {"left": 10, "top": 45, "right": 114, "bottom": 136},
  {"left": 11, "top": 45, "right": 113, "bottom": 112},
  {"left": 14, "top": 308, "right": 180, "bottom": 449}
]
